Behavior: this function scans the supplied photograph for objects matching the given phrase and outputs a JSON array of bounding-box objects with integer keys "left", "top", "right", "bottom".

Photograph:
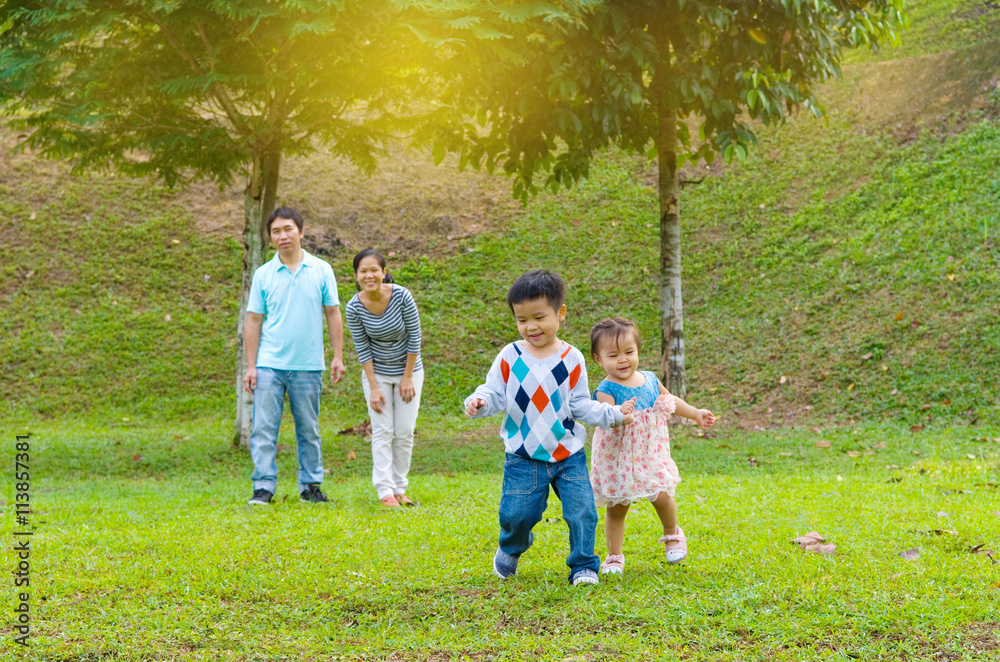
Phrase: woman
[{"left": 345, "top": 249, "right": 424, "bottom": 507}]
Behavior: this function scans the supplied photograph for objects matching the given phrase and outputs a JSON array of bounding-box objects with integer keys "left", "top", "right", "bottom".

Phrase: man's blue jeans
[
  {"left": 496, "top": 451, "right": 600, "bottom": 581},
  {"left": 249, "top": 368, "right": 324, "bottom": 494}
]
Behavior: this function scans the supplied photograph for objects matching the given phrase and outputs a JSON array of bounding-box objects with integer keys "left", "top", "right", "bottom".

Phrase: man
[{"left": 244, "top": 207, "right": 345, "bottom": 504}]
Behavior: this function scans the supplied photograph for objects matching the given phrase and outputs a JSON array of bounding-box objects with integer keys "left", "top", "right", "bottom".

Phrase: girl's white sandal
[
  {"left": 600, "top": 554, "right": 625, "bottom": 574},
  {"left": 658, "top": 526, "right": 687, "bottom": 564}
]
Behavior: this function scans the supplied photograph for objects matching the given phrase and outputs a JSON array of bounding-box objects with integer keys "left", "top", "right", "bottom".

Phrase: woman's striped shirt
[{"left": 345, "top": 285, "right": 423, "bottom": 376}]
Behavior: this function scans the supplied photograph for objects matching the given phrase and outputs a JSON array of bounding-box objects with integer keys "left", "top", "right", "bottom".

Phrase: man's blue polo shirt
[{"left": 248, "top": 250, "right": 340, "bottom": 371}]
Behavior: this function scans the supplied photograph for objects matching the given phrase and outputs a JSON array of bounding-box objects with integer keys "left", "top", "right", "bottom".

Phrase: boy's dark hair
[
  {"left": 351, "top": 248, "right": 395, "bottom": 290},
  {"left": 266, "top": 206, "right": 304, "bottom": 233},
  {"left": 590, "top": 317, "right": 641, "bottom": 358},
  {"left": 506, "top": 269, "right": 566, "bottom": 312}
]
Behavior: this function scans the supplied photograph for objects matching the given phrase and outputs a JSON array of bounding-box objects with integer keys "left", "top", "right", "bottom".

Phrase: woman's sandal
[
  {"left": 380, "top": 495, "right": 401, "bottom": 508},
  {"left": 600, "top": 554, "right": 625, "bottom": 575},
  {"left": 394, "top": 494, "right": 417, "bottom": 507},
  {"left": 658, "top": 526, "right": 687, "bottom": 564}
]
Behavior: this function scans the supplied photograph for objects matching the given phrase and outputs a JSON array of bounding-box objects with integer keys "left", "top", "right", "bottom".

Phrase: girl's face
[
  {"left": 355, "top": 255, "right": 386, "bottom": 292},
  {"left": 593, "top": 331, "right": 640, "bottom": 382}
]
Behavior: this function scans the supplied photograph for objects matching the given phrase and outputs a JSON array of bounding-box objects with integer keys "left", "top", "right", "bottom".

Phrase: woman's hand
[
  {"left": 694, "top": 409, "right": 716, "bottom": 429},
  {"left": 369, "top": 387, "right": 386, "bottom": 414},
  {"left": 400, "top": 375, "right": 416, "bottom": 403}
]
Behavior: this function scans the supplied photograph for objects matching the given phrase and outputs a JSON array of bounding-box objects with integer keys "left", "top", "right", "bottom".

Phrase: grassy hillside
[{"left": 2, "top": 1, "right": 1000, "bottom": 434}]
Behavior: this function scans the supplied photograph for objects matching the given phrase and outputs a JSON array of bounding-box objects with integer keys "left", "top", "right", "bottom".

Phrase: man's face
[{"left": 269, "top": 217, "right": 303, "bottom": 254}]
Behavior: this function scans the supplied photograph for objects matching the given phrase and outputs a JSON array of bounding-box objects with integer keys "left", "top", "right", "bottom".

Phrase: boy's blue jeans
[
  {"left": 249, "top": 368, "right": 324, "bottom": 494},
  {"left": 497, "top": 451, "right": 600, "bottom": 581}
]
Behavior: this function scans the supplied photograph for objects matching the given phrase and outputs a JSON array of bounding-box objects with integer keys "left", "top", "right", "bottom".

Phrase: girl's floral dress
[{"left": 590, "top": 371, "right": 680, "bottom": 507}]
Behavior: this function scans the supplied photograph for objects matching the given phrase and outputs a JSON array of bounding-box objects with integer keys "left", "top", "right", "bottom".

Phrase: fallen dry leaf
[
  {"left": 791, "top": 532, "right": 837, "bottom": 555},
  {"left": 347, "top": 450, "right": 357, "bottom": 460},
  {"left": 968, "top": 544, "right": 997, "bottom": 564},
  {"left": 792, "top": 531, "right": 825, "bottom": 546},
  {"left": 894, "top": 312, "right": 904, "bottom": 322},
  {"left": 899, "top": 548, "right": 920, "bottom": 561},
  {"left": 778, "top": 452, "right": 792, "bottom": 457},
  {"left": 861, "top": 352, "right": 873, "bottom": 360},
  {"left": 846, "top": 451, "right": 861, "bottom": 458},
  {"left": 911, "top": 529, "right": 958, "bottom": 536},
  {"left": 910, "top": 425, "right": 924, "bottom": 432},
  {"left": 779, "top": 375, "right": 788, "bottom": 385},
  {"left": 936, "top": 511, "right": 950, "bottom": 518},
  {"left": 694, "top": 495, "right": 706, "bottom": 502},
  {"left": 132, "top": 454, "right": 142, "bottom": 462},
  {"left": 871, "top": 441, "right": 888, "bottom": 449},
  {"left": 338, "top": 420, "right": 372, "bottom": 436},
  {"left": 816, "top": 440, "right": 832, "bottom": 448}
]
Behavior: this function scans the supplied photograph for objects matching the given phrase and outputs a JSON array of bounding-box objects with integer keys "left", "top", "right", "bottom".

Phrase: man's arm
[
  {"left": 243, "top": 313, "right": 264, "bottom": 393},
  {"left": 325, "top": 305, "right": 345, "bottom": 383}
]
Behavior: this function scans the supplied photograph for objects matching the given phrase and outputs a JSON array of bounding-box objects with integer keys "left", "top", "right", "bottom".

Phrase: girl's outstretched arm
[{"left": 658, "top": 381, "right": 715, "bottom": 428}]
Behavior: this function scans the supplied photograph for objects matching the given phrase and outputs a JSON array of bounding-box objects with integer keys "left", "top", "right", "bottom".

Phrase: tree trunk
[
  {"left": 233, "top": 147, "right": 281, "bottom": 447},
  {"left": 656, "top": 103, "right": 686, "bottom": 399}
]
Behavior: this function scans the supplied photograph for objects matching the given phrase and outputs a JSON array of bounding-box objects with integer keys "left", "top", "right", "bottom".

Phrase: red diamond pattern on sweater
[
  {"left": 531, "top": 386, "right": 550, "bottom": 412},
  {"left": 551, "top": 443, "right": 570, "bottom": 462},
  {"left": 569, "top": 364, "right": 582, "bottom": 389},
  {"left": 501, "top": 359, "right": 510, "bottom": 383}
]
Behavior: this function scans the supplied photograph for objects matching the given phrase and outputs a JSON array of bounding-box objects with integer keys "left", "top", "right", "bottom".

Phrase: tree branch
[{"left": 147, "top": 11, "right": 252, "bottom": 138}]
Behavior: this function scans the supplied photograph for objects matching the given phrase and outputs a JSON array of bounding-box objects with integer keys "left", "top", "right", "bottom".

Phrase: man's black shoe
[
  {"left": 300, "top": 484, "right": 328, "bottom": 503},
  {"left": 248, "top": 489, "right": 273, "bottom": 505}
]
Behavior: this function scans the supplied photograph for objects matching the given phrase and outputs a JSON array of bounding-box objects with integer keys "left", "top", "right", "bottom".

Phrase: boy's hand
[
  {"left": 621, "top": 411, "right": 635, "bottom": 426},
  {"left": 465, "top": 398, "right": 485, "bottom": 417},
  {"left": 695, "top": 409, "right": 716, "bottom": 429}
]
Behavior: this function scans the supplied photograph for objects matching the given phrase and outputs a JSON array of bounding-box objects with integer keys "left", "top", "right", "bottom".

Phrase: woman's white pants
[{"left": 362, "top": 370, "right": 424, "bottom": 499}]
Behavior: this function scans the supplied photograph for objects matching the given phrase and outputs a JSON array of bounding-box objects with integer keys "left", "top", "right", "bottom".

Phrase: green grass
[
  {"left": 844, "top": 0, "right": 1000, "bottom": 64},
  {"left": 7, "top": 419, "right": 998, "bottom": 660}
]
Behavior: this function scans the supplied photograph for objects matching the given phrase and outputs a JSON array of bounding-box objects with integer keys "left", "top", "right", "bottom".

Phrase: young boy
[{"left": 464, "top": 270, "right": 635, "bottom": 586}]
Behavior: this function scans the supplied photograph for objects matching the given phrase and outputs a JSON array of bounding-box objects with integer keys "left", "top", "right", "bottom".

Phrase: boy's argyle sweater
[{"left": 465, "top": 341, "right": 623, "bottom": 462}]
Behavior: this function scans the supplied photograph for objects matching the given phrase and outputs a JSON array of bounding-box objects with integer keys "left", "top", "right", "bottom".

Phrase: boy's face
[{"left": 511, "top": 297, "right": 566, "bottom": 353}]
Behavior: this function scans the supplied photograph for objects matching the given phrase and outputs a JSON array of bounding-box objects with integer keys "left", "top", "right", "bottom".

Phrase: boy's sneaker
[
  {"left": 300, "top": 484, "right": 328, "bottom": 503},
  {"left": 248, "top": 489, "right": 273, "bottom": 505},
  {"left": 570, "top": 569, "right": 599, "bottom": 586},
  {"left": 492, "top": 548, "right": 518, "bottom": 579}
]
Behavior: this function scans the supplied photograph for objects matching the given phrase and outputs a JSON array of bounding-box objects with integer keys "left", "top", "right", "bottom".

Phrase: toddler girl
[{"left": 589, "top": 317, "right": 715, "bottom": 574}]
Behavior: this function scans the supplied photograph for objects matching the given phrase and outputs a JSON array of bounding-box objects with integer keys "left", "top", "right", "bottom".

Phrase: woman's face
[{"left": 355, "top": 255, "right": 386, "bottom": 292}]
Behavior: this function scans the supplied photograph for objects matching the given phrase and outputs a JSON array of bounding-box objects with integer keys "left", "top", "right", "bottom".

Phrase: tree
[
  {"left": 437, "top": 0, "right": 906, "bottom": 397},
  {"left": 0, "top": 0, "right": 509, "bottom": 444}
]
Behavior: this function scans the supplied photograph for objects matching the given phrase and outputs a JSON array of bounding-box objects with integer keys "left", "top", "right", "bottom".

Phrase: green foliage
[
  {"left": 435, "top": 0, "right": 907, "bottom": 200},
  {"left": 0, "top": 0, "right": 451, "bottom": 185}
]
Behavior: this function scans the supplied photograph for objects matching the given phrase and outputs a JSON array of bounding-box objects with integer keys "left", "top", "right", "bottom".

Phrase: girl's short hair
[
  {"left": 590, "top": 317, "right": 641, "bottom": 357},
  {"left": 352, "top": 248, "right": 395, "bottom": 289}
]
